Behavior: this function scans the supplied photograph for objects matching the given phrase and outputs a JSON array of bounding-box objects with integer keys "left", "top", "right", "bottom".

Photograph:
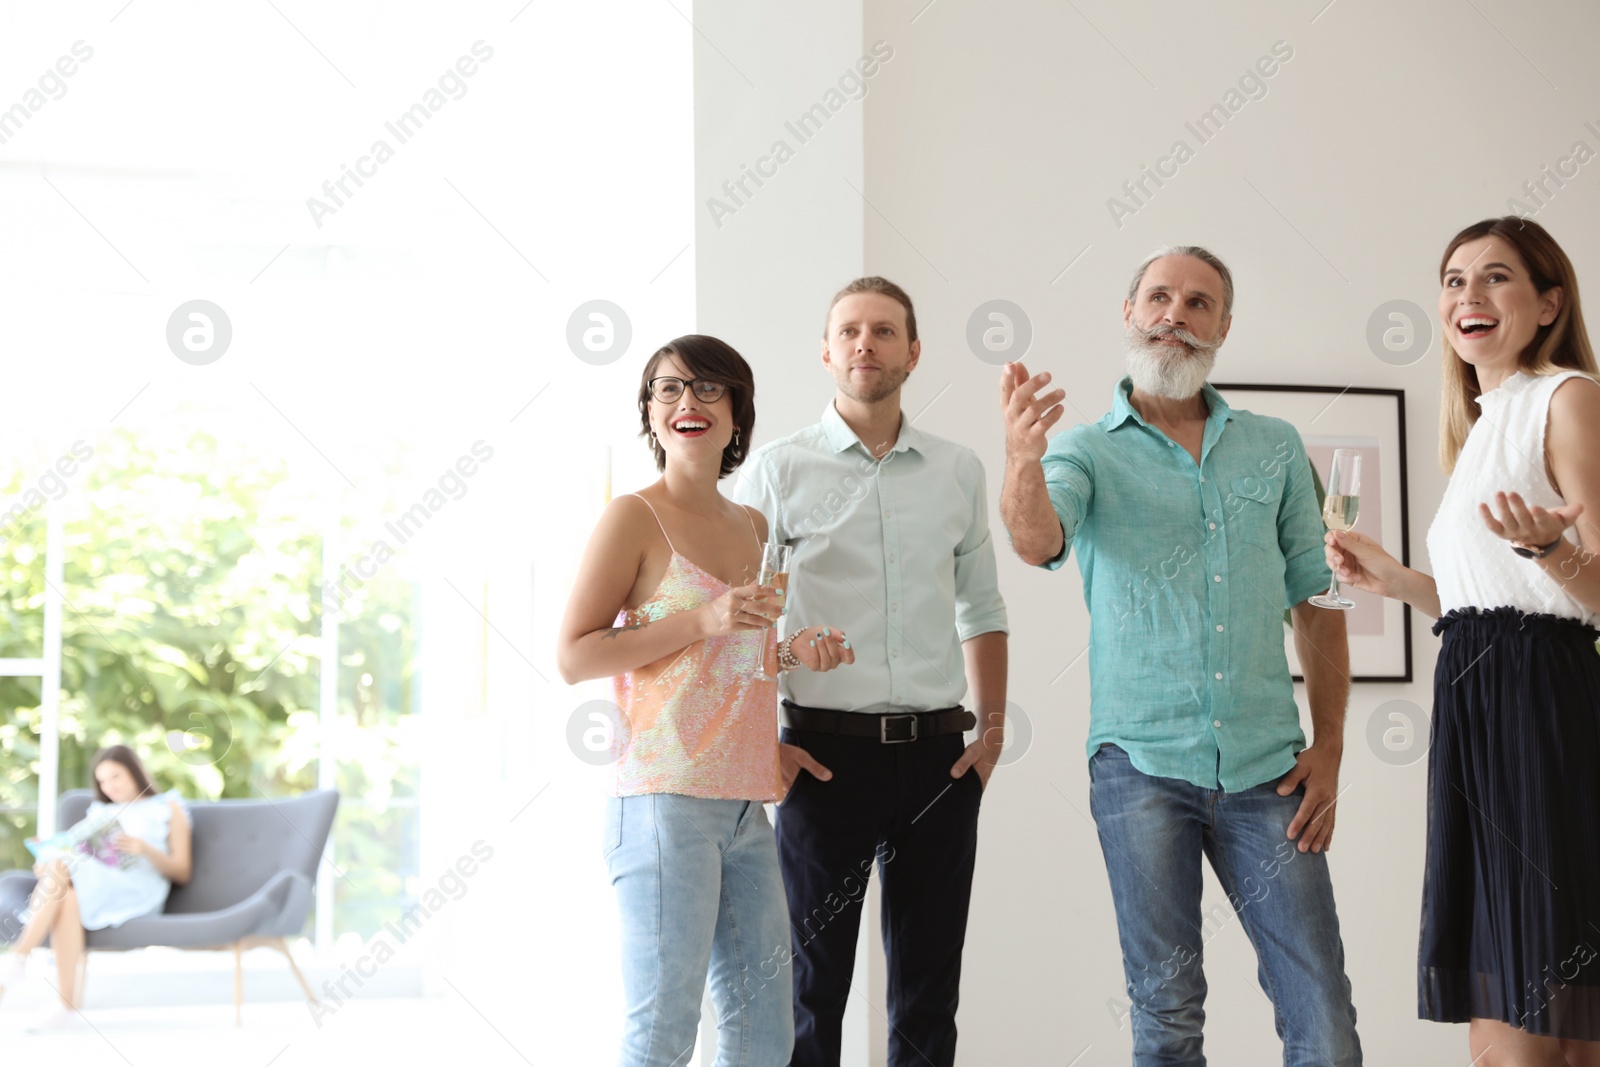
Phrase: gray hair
[{"left": 1127, "top": 245, "right": 1234, "bottom": 320}]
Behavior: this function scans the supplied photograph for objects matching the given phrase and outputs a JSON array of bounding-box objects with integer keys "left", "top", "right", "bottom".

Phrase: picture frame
[{"left": 1211, "top": 383, "right": 1413, "bottom": 683}]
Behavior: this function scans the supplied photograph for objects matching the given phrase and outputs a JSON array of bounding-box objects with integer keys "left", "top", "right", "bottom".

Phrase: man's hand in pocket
[{"left": 780, "top": 743, "right": 832, "bottom": 802}]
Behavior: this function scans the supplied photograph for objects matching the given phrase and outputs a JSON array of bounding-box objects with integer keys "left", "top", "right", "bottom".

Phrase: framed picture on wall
[{"left": 1211, "top": 383, "right": 1412, "bottom": 683}]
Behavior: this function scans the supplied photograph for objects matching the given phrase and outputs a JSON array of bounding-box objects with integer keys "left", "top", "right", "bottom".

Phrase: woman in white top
[
  {"left": 0, "top": 745, "right": 191, "bottom": 1027},
  {"left": 1328, "top": 217, "right": 1600, "bottom": 1066}
]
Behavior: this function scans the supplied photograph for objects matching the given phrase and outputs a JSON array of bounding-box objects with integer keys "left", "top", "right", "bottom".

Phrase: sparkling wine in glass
[
  {"left": 752, "top": 542, "right": 792, "bottom": 679},
  {"left": 1311, "top": 449, "right": 1362, "bottom": 610}
]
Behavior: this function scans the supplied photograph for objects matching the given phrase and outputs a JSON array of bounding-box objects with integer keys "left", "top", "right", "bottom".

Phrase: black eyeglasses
[{"left": 647, "top": 376, "right": 727, "bottom": 404}]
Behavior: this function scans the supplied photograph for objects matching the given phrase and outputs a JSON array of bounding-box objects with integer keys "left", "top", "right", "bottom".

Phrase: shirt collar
[
  {"left": 820, "top": 400, "right": 924, "bottom": 456},
  {"left": 1107, "top": 375, "right": 1232, "bottom": 429},
  {"left": 1474, "top": 369, "right": 1535, "bottom": 408}
]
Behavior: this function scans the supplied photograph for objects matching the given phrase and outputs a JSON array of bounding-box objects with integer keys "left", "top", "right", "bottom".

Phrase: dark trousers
[{"left": 776, "top": 725, "right": 983, "bottom": 1067}]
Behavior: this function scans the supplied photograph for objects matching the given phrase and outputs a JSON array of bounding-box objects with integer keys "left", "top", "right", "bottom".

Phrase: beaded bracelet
[{"left": 777, "top": 632, "right": 803, "bottom": 672}]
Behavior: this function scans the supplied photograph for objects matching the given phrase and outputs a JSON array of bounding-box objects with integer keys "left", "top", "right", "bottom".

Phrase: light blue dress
[{"left": 66, "top": 789, "right": 188, "bottom": 931}]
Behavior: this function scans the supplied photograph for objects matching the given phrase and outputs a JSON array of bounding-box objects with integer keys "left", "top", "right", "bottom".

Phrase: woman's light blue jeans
[
  {"left": 605, "top": 794, "right": 794, "bottom": 1067},
  {"left": 1089, "top": 744, "right": 1363, "bottom": 1066}
]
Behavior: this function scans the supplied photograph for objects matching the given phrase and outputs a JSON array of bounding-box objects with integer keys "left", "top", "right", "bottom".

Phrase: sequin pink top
[{"left": 610, "top": 500, "right": 781, "bottom": 802}]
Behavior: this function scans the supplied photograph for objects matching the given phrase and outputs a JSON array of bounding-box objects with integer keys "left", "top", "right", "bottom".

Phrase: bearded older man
[{"left": 999, "top": 246, "right": 1364, "bottom": 1066}]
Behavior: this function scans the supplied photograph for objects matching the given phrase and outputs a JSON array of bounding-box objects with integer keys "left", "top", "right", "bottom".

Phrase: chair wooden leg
[
  {"left": 233, "top": 942, "right": 243, "bottom": 1027},
  {"left": 273, "top": 937, "right": 318, "bottom": 1005}
]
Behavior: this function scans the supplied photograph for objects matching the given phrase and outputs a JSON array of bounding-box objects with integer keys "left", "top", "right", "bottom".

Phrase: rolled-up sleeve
[
  {"left": 1039, "top": 429, "right": 1096, "bottom": 572},
  {"left": 954, "top": 456, "right": 1008, "bottom": 640},
  {"left": 1276, "top": 426, "right": 1334, "bottom": 607}
]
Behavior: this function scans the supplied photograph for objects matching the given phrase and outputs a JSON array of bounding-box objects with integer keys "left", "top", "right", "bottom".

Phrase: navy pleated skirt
[{"left": 1420, "top": 606, "right": 1600, "bottom": 1039}]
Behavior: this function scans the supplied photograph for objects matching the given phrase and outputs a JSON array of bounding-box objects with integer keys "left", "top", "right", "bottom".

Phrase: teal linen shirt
[{"left": 1039, "top": 377, "right": 1332, "bottom": 792}]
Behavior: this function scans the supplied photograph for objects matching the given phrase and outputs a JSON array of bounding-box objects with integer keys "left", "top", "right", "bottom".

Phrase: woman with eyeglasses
[
  {"left": 557, "top": 335, "right": 854, "bottom": 1067},
  {"left": 1326, "top": 218, "right": 1600, "bottom": 1064}
]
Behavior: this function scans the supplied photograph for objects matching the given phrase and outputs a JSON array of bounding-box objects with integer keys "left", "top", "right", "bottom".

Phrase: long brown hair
[
  {"left": 89, "top": 744, "right": 158, "bottom": 803},
  {"left": 1438, "top": 217, "right": 1598, "bottom": 472}
]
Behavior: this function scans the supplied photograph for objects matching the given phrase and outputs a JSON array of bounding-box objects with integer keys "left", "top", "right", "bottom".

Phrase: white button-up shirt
[{"left": 732, "top": 402, "right": 1008, "bottom": 714}]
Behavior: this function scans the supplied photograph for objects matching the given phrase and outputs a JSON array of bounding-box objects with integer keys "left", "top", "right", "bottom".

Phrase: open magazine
[{"left": 25, "top": 804, "right": 139, "bottom": 871}]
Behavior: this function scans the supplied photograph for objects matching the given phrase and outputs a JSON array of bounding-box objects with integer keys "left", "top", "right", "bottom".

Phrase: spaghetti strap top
[
  {"left": 631, "top": 494, "right": 764, "bottom": 559},
  {"left": 610, "top": 495, "right": 781, "bottom": 801}
]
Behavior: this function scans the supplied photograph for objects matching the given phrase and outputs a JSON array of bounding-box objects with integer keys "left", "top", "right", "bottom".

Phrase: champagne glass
[
  {"left": 1310, "top": 449, "right": 1362, "bottom": 610},
  {"left": 751, "top": 542, "right": 792, "bottom": 679}
]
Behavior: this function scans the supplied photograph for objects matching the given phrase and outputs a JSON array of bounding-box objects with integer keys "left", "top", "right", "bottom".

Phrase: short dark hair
[
  {"left": 90, "top": 744, "right": 158, "bottom": 803},
  {"left": 637, "top": 334, "right": 757, "bottom": 479},
  {"left": 824, "top": 276, "right": 918, "bottom": 343}
]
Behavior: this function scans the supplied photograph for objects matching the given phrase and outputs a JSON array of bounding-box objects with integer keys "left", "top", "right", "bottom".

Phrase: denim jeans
[
  {"left": 1088, "top": 744, "right": 1362, "bottom": 1066},
  {"left": 605, "top": 794, "right": 794, "bottom": 1067}
]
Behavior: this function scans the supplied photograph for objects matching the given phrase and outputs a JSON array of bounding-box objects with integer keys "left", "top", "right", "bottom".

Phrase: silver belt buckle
[{"left": 880, "top": 713, "right": 919, "bottom": 744}]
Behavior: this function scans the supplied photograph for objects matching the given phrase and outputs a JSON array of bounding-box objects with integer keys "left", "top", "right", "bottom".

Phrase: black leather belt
[{"left": 781, "top": 700, "right": 975, "bottom": 744}]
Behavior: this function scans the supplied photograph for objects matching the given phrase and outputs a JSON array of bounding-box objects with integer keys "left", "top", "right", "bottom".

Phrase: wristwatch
[{"left": 1510, "top": 536, "right": 1565, "bottom": 560}]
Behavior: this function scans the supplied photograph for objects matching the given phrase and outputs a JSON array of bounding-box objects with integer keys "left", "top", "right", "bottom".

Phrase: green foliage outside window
[{"left": 0, "top": 428, "right": 420, "bottom": 940}]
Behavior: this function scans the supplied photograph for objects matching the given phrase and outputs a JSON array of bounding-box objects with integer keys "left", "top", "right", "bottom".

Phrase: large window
[
  {"left": 0, "top": 484, "right": 48, "bottom": 874},
  {"left": 3, "top": 4, "right": 694, "bottom": 1058},
  {"left": 0, "top": 421, "right": 424, "bottom": 944}
]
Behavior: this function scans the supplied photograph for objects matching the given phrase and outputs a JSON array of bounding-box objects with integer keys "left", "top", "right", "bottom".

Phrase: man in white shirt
[{"left": 734, "top": 276, "right": 1009, "bottom": 1067}]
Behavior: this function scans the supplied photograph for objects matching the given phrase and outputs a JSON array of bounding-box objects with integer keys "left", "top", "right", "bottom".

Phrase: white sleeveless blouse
[{"left": 1426, "top": 369, "right": 1598, "bottom": 626}]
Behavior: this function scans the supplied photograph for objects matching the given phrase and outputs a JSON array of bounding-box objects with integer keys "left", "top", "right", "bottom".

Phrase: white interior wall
[
  {"left": 692, "top": 3, "right": 884, "bottom": 1062},
  {"left": 697, "top": 0, "right": 1600, "bottom": 1062}
]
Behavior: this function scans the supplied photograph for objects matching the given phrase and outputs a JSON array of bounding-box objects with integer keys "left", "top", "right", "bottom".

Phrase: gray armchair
[{"left": 0, "top": 788, "right": 339, "bottom": 1023}]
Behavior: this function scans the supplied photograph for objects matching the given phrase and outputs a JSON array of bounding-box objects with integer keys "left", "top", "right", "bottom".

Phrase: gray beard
[{"left": 1124, "top": 325, "right": 1221, "bottom": 400}]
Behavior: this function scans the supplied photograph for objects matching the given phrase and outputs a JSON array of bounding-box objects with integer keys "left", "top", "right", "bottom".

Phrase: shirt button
[
  {"left": 1200, "top": 475, "right": 1206, "bottom": 483},
  {"left": 888, "top": 554, "right": 896, "bottom": 562},
  {"left": 1208, "top": 522, "right": 1216, "bottom": 530},
  {"left": 1213, "top": 719, "right": 1222, "bottom": 728},
  {"left": 1213, "top": 575, "right": 1222, "bottom": 583},
  {"left": 890, "top": 603, "right": 898, "bottom": 612},
  {"left": 891, "top": 650, "right": 899, "bottom": 659},
  {"left": 1167, "top": 441, "right": 1174, "bottom": 447},
  {"left": 1216, "top": 624, "right": 1224, "bottom": 632},
  {"left": 1214, "top": 672, "right": 1223, "bottom": 680}
]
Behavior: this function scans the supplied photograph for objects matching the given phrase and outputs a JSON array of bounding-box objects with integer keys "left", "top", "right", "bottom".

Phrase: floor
[{"left": 0, "top": 994, "right": 557, "bottom": 1066}]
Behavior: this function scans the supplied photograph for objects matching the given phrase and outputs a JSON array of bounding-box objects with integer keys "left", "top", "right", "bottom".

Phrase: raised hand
[
  {"left": 788, "top": 626, "right": 855, "bottom": 672},
  {"left": 1000, "top": 361, "right": 1066, "bottom": 463},
  {"left": 1478, "top": 490, "right": 1583, "bottom": 550}
]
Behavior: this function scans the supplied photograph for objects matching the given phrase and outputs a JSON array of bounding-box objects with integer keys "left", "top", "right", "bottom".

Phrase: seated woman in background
[{"left": 0, "top": 744, "right": 191, "bottom": 1028}]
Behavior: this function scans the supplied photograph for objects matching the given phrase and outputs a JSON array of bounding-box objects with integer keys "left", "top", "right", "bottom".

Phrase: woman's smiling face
[
  {"left": 648, "top": 352, "right": 734, "bottom": 466},
  {"left": 1440, "top": 236, "right": 1562, "bottom": 376}
]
